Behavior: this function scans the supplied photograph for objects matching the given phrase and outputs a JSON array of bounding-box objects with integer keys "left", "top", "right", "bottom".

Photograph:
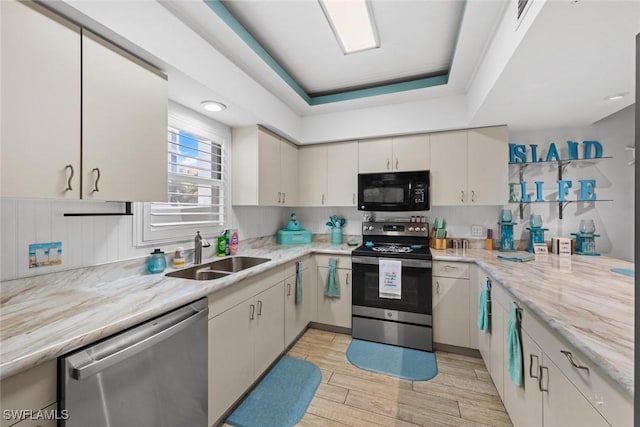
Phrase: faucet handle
[{"left": 201, "top": 237, "right": 211, "bottom": 248}]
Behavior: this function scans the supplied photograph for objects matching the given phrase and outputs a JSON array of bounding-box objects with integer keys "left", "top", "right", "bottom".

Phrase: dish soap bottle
[
  {"left": 229, "top": 230, "right": 239, "bottom": 255},
  {"left": 217, "top": 231, "right": 227, "bottom": 257},
  {"left": 147, "top": 249, "right": 166, "bottom": 273}
]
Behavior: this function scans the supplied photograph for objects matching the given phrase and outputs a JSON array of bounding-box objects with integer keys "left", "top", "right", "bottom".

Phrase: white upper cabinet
[
  {"left": 280, "top": 140, "right": 298, "bottom": 206},
  {"left": 298, "top": 144, "right": 328, "bottom": 206},
  {"left": 430, "top": 126, "right": 508, "bottom": 206},
  {"left": 232, "top": 126, "right": 298, "bottom": 206},
  {"left": 1, "top": 0, "right": 81, "bottom": 199},
  {"left": 358, "top": 135, "right": 429, "bottom": 173},
  {"left": 430, "top": 130, "right": 469, "bottom": 206},
  {"left": 391, "top": 134, "right": 430, "bottom": 172},
  {"left": 257, "top": 129, "right": 281, "bottom": 206},
  {"left": 358, "top": 138, "right": 393, "bottom": 173},
  {"left": 1, "top": 1, "right": 168, "bottom": 202},
  {"left": 467, "top": 126, "right": 509, "bottom": 205},
  {"left": 81, "top": 31, "right": 168, "bottom": 202},
  {"left": 327, "top": 141, "right": 358, "bottom": 206}
]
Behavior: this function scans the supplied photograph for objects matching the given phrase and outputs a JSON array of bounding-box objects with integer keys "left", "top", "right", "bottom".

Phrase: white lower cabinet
[
  {"left": 503, "top": 328, "right": 543, "bottom": 427},
  {"left": 541, "top": 355, "right": 609, "bottom": 427},
  {"left": 432, "top": 276, "right": 470, "bottom": 347},
  {"left": 0, "top": 360, "right": 57, "bottom": 427},
  {"left": 317, "top": 267, "right": 352, "bottom": 328},
  {"left": 476, "top": 266, "right": 628, "bottom": 427},
  {"left": 284, "top": 262, "right": 314, "bottom": 348},
  {"left": 208, "top": 281, "right": 284, "bottom": 425},
  {"left": 489, "top": 299, "right": 505, "bottom": 400}
]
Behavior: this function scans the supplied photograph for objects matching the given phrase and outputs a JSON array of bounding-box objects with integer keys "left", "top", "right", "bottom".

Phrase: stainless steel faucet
[{"left": 194, "top": 231, "right": 210, "bottom": 264}]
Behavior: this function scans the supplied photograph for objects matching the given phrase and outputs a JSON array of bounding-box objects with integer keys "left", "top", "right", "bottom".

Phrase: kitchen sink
[
  {"left": 165, "top": 256, "right": 271, "bottom": 281},
  {"left": 206, "top": 256, "right": 271, "bottom": 273}
]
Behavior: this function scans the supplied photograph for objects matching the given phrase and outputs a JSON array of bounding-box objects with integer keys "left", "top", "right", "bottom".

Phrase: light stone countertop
[
  {"left": 0, "top": 240, "right": 634, "bottom": 398},
  {"left": 431, "top": 248, "right": 634, "bottom": 396}
]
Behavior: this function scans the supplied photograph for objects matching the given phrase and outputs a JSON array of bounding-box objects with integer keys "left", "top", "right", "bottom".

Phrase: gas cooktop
[{"left": 352, "top": 222, "right": 432, "bottom": 260}]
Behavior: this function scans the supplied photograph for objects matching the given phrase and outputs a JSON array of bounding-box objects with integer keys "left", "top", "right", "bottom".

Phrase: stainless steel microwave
[{"left": 357, "top": 170, "right": 430, "bottom": 211}]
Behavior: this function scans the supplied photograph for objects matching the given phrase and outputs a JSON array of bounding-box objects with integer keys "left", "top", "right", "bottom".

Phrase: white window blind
[{"left": 137, "top": 106, "right": 229, "bottom": 246}]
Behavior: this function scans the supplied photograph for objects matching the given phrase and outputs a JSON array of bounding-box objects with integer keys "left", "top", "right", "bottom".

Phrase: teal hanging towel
[
  {"left": 295, "top": 261, "right": 303, "bottom": 305},
  {"left": 477, "top": 279, "right": 490, "bottom": 332},
  {"left": 325, "top": 258, "right": 340, "bottom": 298},
  {"left": 507, "top": 303, "right": 523, "bottom": 387}
]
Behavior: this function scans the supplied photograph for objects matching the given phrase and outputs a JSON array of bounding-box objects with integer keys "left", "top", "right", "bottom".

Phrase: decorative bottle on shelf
[
  {"left": 526, "top": 214, "right": 549, "bottom": 253},
  {"left": 498, "top": 209, "right": 516, "bottom": 251}
]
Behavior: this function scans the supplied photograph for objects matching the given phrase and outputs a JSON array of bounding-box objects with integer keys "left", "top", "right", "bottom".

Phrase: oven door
[{"left": 351, "top": 256, "right": 432, "bottom": 318}]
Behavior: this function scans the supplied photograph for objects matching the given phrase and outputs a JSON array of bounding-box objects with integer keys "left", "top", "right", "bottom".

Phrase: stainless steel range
[{"left": 351, "top": 221, "right": 433, "bottom": 351}]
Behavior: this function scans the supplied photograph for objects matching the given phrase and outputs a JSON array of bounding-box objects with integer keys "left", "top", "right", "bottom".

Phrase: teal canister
[
  {"left": 147, "top": 249, "right": 167, "bottom": 273},
  {"left": 331, "top": 227, "right": 343, "bottom": 245}
]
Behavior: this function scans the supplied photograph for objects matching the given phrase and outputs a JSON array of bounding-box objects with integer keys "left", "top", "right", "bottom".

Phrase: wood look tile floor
[{"left": 289, "top": 328, "right": 513, "bottom": 427}]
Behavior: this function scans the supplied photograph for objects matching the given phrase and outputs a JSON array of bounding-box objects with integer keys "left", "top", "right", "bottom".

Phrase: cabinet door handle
[
  {"left": 64, "top": 164, "right": 74, "bottom": 191},
  {"left": 322, "top": 194, "right": 325, "bottom": 205},
  {"left": 282, "top": 192, "right": 286, "bottom": 204},
  {"left": 257, "top": 300, "right": 263, "bottom": 316},
  {"left": 560, "top": 350, "right": 589, "bottom": 371},
  {"left": 460, "top": 190, "right": 464, "bottom": 203},
  {"left": 529, "top": 354, "right": 539, "bottom": 379},
  {"left": 387, "top": 159, "right": 390, "bottom": 170},
  {"left": 471, "top": 190, "right": 476, "bottom": 203},
  {"left": 346, "top": 273, "right": 350, "bottom": 286},
  {"left": 436, "top": 281, "right": 440, "bottom": 294},
  {"left": 538, "top": 366, "right": 549, "bottom": 392},
  {"left": 250, "top": 304, "right": 255, "bottom": 320},
  {"left": 395, "top": 158, "right": 399, "bottom": 170},
  {"left": 443, "top": 265, "right": 457, "bottom": 270},
  {"left": 278, "top": 192, "right": 282, "bottom": 203},
  {"left": 287, "top": 283, "right": 291, "bottom": 296},
  {"left": 352, "top": 193, "right": 356, "bottom": 205},
  {"left": 91, "top": 168, "right": 101, "bottom": 193}
]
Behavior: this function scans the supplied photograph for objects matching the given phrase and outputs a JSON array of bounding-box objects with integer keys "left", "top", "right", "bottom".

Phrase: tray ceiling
[{"left": 209, "top": 0, "right": 465, "bottom": 104}]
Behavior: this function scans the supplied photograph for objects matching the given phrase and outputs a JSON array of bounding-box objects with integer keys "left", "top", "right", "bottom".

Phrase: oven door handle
[{"left": 351, "top": 256, "right": 432, "bottom": 269}]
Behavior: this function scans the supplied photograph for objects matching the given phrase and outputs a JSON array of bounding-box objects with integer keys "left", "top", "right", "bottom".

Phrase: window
[{"left": 136, "top": 104, "right": 229, "bottom": 245}]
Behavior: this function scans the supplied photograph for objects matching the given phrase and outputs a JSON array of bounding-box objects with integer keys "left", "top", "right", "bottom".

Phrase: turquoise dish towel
[
  {"left": 295, "top": 261, "right": 303, "bottom": 305},
  {"left": 477, "top": 279, "right": 490, "bottom": 332},
  {"left": 507, "top": 303, "right": 523, "bottom": 387},
  {"left": 325, "top": 258, "right": 340, "bottom": 297}
]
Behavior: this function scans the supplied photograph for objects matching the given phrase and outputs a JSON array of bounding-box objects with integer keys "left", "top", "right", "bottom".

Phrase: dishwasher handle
[{"left": 69, "top": 301, "right": 208, "bottom": 381}]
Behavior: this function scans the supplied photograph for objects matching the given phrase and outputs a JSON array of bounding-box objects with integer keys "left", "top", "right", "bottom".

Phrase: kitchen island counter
[{"left": 432, "top": 248, "right": 634, "bottom": 397}]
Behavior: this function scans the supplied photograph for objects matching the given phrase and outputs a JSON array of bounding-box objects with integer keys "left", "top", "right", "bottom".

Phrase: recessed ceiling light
[
  {"left": 319, "top": 0, "right": 379, "bottom": 55},
  {"left": 200, "top": 100, "right": 227, "bottom": 112},
  {"left": 604, "top": 92, "right": 629, "bottom": 101}
]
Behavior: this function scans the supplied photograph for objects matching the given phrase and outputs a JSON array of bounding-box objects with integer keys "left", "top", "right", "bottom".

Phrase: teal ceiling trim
[
  {"left": 203, "top": 0, "right": 457, "bottom": 106},
  {"left": 309, "top": 74, "right": 449, "bottom": 105},
  {"left": 203, "top": 0, "right": 312, "bottom": 104}
]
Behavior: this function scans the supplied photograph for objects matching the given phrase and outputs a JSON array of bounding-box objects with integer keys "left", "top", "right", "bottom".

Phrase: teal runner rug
[
  {"left": 346, "top": 339, "right": 438, "bottom": 381},
  {"left": 226, "top": 356, "right": 321, "bottom": 427}
]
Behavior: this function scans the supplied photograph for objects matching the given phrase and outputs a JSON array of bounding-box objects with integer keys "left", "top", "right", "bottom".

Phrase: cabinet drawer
[
  {"left": 522, "top": 306, "right": 632, "bottom": 427},
  {"left": 314, "top": 254, "right": 351, "bottom": 270},
  {"left": 433, "top": 261, "right": 470, "bottom": 279},
  {"left": 282, "top": 256, "right": 311, "bottom": 278},
  {"left": 208, "top": 268, "right": 283, "bottom": 318},
  {"left": 1, "top": 361, "right": 56, "bottom": 427}
]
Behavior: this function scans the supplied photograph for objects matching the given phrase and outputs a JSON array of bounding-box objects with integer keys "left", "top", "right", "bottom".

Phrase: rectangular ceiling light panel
[{"left": 319, "top": 0, "right": 379, "bottom": 54}]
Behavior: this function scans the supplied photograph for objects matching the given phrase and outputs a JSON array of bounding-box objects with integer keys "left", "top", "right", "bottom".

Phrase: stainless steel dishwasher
[{"left": 59, "top": 298, "right": 208, "bottom": 427}]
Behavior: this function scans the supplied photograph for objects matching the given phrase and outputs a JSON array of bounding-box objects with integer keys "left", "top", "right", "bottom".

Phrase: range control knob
[
  {"left": 367, "top": 225, "right": 375, "bottom": 231},
  {"left": 421, "top": 227, "right": 427, "bottom": 232},
  {"left": 408, "top": 227, "right": 414, "bottom": 232}
]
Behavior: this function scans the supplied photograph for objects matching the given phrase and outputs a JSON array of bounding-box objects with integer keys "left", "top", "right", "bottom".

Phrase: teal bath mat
[
  {"left": 346, "top": 339, "right": 438, "bottom": 381},
  {"left": 611, "top": 268, "right": 634, "bottom": 277},
  {"left": 226, "top": 356, "right": 321, "bottom": 427}
]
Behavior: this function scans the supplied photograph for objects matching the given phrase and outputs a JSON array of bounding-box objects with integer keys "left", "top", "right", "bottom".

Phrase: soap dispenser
[{"left": 147, "top": 249, "right": 167, "bottom": 273}]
